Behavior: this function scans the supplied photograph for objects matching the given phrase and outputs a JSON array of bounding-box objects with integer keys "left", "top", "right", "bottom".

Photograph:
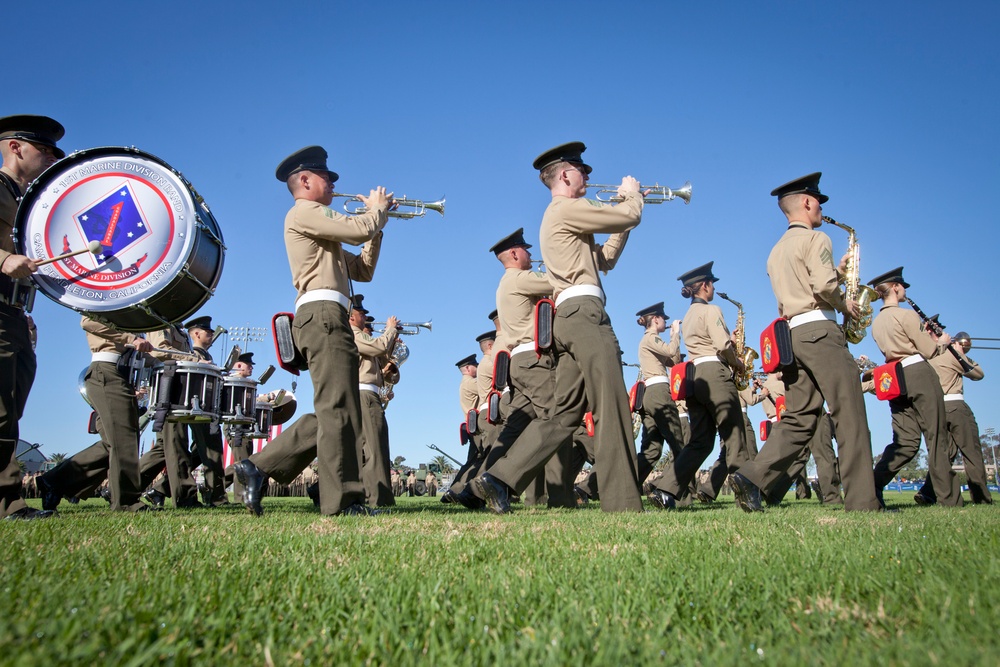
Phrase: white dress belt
[
  {"left": 943, "top": 393, "right": 964, "bottom": 402},
  {"left": 769, "top": 416, "right": 778, "bottom": 423},
  {"left": 645, "top": 376, "right": 668, "bottom": 386},
  {"left": 511, "top": 341, "right": 535, "bottom": 357},
  {"left": 677, "top": 412, "right": 689, "bottom": 419},
  {"left": 691, "top": 356, "right": 721, "bottom": 366},
  {"left": 359, "top": 383, "right": 380, "bottom": 394},
  {"left": 92, "top": 352, "right": 122, "bottom": 364},
  {"left": 788, "top": 309, "right": 837, "bottom": 328},
  {"left": 554, "top": 284, "right": 605, "bottom": 308},
  {"left": 900, "top": 353, "right": 924, "bottom": 367},
  {"left": 295, "top": 289, "right": 350, "bottom": 313},
  {"left": 477, "top": 401, "right": 489, "bottom": 412},
  {"left": 740, "top": 407, "right": 748, "bottom": 413}
]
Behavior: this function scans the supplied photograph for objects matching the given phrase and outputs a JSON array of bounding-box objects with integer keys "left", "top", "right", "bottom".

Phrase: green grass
[{"left": 2, "top": 492, "right": 999, "bottom": 666}]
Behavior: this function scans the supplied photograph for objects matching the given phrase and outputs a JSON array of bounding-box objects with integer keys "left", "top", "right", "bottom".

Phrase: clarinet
[{"left": 904, "top": 297, "right": 974, "bottom": 373}]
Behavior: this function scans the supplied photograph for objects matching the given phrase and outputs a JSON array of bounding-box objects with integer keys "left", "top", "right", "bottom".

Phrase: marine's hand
[{"left": 1, "top": 254, "right": 37, "bottom": 279}]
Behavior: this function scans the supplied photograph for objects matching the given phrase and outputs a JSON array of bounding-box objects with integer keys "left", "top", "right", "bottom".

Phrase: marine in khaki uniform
[
  {"left": 350, "top": 296, "right": 399, "bottom": 507},
  {"left": 0, "top": 115, "right": 63, "bottom": 520},
  {"left": 445, "top": 354, "right": 480, "bottom": 498},
  {"left": 648, "top": 262, "right": 750, "bottom": 511},
  {"left": 474, "top": 142, "right": 644, "bottom": 514},
  {"left": 221, "top": 352, "right": 258, "bottom": 504},
  {"left": 731, "top": 173, "right": 881, "bottom": 512},
  {"left": 184, "top": 316, "right": 229, "bottom": 505},
  {"left": 470, "top": 228, "right": 578, "bottom": 509},
  {"left": 235, "top": 145, "right": 389, "bottom": 516},
  {"left": 867, "top": 267, "right": 961, "bottom": 507},
  {"left": 917, "top": 331, "right": 991, "bottom": 504}
]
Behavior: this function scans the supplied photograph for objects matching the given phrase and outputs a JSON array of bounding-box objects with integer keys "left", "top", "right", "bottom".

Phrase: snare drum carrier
[{"left": 14, "top": 147, "right": 225, "bottom": 331}]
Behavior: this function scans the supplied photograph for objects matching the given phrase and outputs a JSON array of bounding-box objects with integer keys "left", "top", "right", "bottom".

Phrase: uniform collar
[
  {"left": 692, "top": 297, "right": 708, "bottom": 305},
  {"left": 787, "top": 222, "right": 811, "bottom": 231}
]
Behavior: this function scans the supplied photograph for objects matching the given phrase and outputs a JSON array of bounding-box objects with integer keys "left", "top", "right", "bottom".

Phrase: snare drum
[
  {"left": 220, "top": 376, "right": 257, "bottom": 425},
  {"left": 14, "top": 147, "right": 225, "bottom": 331},
  {"left": 250, "top": 402, "right": 273, "bottom": 440},
  {"left": 150, "top": 361, "right": 222, "bottom": 423}
]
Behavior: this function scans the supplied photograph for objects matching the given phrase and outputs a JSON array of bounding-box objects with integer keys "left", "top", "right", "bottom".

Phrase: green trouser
[
  {"left": 919, "top": 400, "right": 992, "bottom": 504},
  {"left": 637, "top": 382, "right": 685, "bottom": 485},
  {"left": 700, "top": 412, "right": 758, "bottom": 500},
  {"left": 138, "top": 421, "right": 198, "bottom": 505},
  {"left": 739, "top": 320, "right": 880, "bottom": 511},
  {"left": 488, "top": 296, "right": 642, "bottom": 512},
  {"left": 86, "top": 362, "right": 143, "bottom": 511},
  {"left": 874, "top": 361, "right": 962, "bottom": 506},
  {"left": 360, "top": 390, "right": 394, "bottom": 507},
  {"left": 0, "top": 306, "right": 35, "bottom": 517},
  {"left": 189, "top": 422, "right": 226, "bottom": 505},
  {"left": 252, "top": 300, "right": 365, "bottom": 514},
  {"left": 655, "top": 361, "right": 747, "bottom": 498},
  {"left": 43, "top": 440, "right": 109, "bottom": 499},
  {"left": 768, "top": 413, "right": 842, "bottom": 504}
]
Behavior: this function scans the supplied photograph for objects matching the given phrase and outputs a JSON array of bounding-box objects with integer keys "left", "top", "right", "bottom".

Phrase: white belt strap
[
  {"left": 788, "top": 309, "right": 837, "bottom": 329},
  {"left": 477, "top": 402, "right": 489, "bottom": 412},
  {"left": 677, "top": 412, "right": 689, "bottom": 419},
  {"left": 769, "top": 416, "right": 778, "bottom": 423},
  {"left": 692, "top": 356, "right": 720, "bottom": 366},
  {"left": 295, "top": 289, "right": 350, "bottom": 313},
  {"left": 91, "top": 352, "right": 121, "bottom": 364},
  {"left": 740, "top": 407, "right": 748, "bottom": 413},
  {"left": 554, "top": 284, "right": 605, "bottom": 308},
  {"left": 511, "top": 341, "right": 535, "bottom": 357},
  {"left": 900, "top": 353, "right": 924, "bottom": 368},
  {"left": 502, "top": 387, "right": 510, "bottom": 395},
  {"left": 943, "top": 393, "right": 964, "bottom": 402},
  {"left": 645, "top": 376, "right": 668, "bottom": 386},
  {"left": 359, "top": 383, "right": 380, "bottom": 394}
]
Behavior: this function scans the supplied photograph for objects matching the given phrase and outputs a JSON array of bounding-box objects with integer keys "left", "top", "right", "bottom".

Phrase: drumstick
[{"left": 35, "top": 240, "right": 103, "bottom": 267}]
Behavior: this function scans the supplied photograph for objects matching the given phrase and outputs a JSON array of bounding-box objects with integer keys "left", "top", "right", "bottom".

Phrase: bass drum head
[{"left": 15, "top": 146, "right": 225, "bottom": 332}]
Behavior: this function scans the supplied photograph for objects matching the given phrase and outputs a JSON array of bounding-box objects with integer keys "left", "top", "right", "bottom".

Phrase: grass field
[{"left": 3, "top": 491, "right": 999, "bottom": 666}]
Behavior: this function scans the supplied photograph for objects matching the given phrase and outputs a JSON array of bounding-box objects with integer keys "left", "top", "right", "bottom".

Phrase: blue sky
[{"left": 11, "top": 1, "right": 1000, "bottom": 471}]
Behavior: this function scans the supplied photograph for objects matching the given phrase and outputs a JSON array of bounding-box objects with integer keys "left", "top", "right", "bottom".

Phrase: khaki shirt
[
  {"left": 476, "top": 348, "right": 496, "bottom": 404},
  {"left": 82, "top": 316, "right": 143, "bottom": 354},
  {"left": 738, "top": 386, "right": 766, "bottom": 409},
  {"left": 146, "top": 326, "right": 192, "bottom": 362},
  {"left": 354, "top": 324, "right": 398, "bottom": 386},
  {"left": 675, "top": 399, "right": 688, "bottom": 415},
  {"left": 638, "top": 329, "right": 680, "bottom": 378},
  {"left": 766, "top": 223, "right": 846, "bottom": 318},
  {"left": 681, "top": 301, "right": 733, "bottom": 361},
  {"left": 539, "top": 193, "right": 642, "bottom": 299},
  {"left": 929, "top": 347, "right": 983, "bottom": 394},
  {"left": 761, "top": 374, "right": 785, "bottom": 420},
  {"left": 497, "top": 268, "right": 552, "bottom": 347},
  {"left": 459, "top": 374, "right": 478, "bottom": 414},
  {"left": 871, "top": 303, "right": 946, "bottom": 362},
  {"left": 284, "top": 199, "right": 387, "bottom": 298}
]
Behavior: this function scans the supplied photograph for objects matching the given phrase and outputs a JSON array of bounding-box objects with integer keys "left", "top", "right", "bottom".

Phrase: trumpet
[
  {"left": 587, "top": 181, "right": 691, "bottom": 205},
  {"left": 332, "top": 193, "right": 445, "bottom": 219},
  {"left": 530, "top": 259, "right": 546, "bottom": 272},
  {"left": 372, "top": 320, "right": 432, "bottom": 336}
]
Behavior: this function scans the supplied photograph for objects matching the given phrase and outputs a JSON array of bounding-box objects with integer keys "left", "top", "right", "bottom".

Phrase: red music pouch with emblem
[
  {"left": 669, "top": 362, "right": 692, "bottom": 401},
  {"left": 873, "top": 362, "right": 906, "bottom": 401},
  {"left": 534, "top": 298, "right": 555, "bottom": 355},
  {"left": 584, "top": 412, "right": 595, "bottom": 437},
  {"left": 759, "top": 420, "right": 772, "bottom": 441},
  {"left": 760, "top": 318, "right": 794, "bottom": 372},
  {"left": 272, "top": 312, "right": 305, "bottom": 375},
  {"left": 493, "top": 350, "right": 510, "bottom": 392},
  {"left": 487, "top": 390, "right": 502, "bottom": 424},
  {"left": 775, "top": 395, "right": 787, "bottom": 421},
  {"left": 629, "top": 381, "right": 646, "bottom": 412},
  {"left": 466, "top": 409, "right": 479, "bottom": 435}
]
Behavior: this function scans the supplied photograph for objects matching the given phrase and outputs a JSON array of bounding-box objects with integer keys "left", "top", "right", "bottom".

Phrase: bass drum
[{"left": 14, "top": 146, "right": 225, "bottom": 332}]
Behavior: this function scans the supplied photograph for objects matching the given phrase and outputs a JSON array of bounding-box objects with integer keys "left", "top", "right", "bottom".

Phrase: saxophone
[
  {"left": 717, "top": 293, "right": 758, "bottom": 390},
  {"left": 379, "top": 338, "right": 410, "bottom": 408},
  {"left": 822, "top": 216, "right": 878, "bottom": 344}
]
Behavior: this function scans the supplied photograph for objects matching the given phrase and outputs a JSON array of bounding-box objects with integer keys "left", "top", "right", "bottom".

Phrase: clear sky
[{"left": 10, "top": 1, "right": 1000, "bottom": 471}]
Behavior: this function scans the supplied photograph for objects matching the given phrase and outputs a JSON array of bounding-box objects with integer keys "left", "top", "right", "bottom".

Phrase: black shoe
[
  {"left": 67, "top": 496, "right": 80, "bottom": 505},
  {"left": 913, "top": 492, "right": 935, "bottom": 506},
  {"left": 336, "top": 503, "right": 380, "bottom": 516},
  {"left": 810, "top": 480, "right": 822, "bottom": 497},
  {"left": 574, "top": 486, "right": 590, "bottom": 508},
  {"left": 729, "top": 473, "right": 764, "bottom": 513},
  {"left": 472, "top": 473, "right": 511, "bottom": 515},
  {"left": 3, "top": 507, "right": 56, "bottom": 521},
  {"left": 234, "top": 459, "right": 265, "bottom": 516},
  {"left": 99, "top": 488, "right": 113, "bottom": 504},
  {"left": 440, "top": 490, "right": 457, "bottom": 504},
  {"left": 695, "top": 489, "right": 714, "bottom": 505},
  {"left": 36, "top": 476, "right": 62, "bottom": 512},
  {"left": 306, "top": 482, "right": 320, "bottom": 508},
  {"left": 648, "top": 489, "right": 677, "bottom": 510},
  {"left": 875, "top": 486, "right": 886, "bottom": 510},
  {"left": 142, "top": 489, "right": 166, "bottom": 509},
  {"left": 455, "top": 485, "right": 485, "bottom": 510}
]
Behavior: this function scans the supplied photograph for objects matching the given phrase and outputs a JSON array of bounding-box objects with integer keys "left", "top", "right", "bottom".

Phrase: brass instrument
[
  {"left": 822, "top": 216, "right": 878, "bottom": 344},
  {"left": 380, "top": 338, "right": 410, "bottom": 408},
  {"left": 332, "top": 193, "right": 445, "bottom": 219},
  {"left": 855, "top": 356, "right": 876, "bottom": 372},
  {"left": 588, "top": 181, "right": 691, "bottom": 205},
  {"left": 530, "top": 260, "right": 546, "bottom": 272},
  {"left": 372, "top": 320, "right": 432, "bottom": 336},
  {"left": 717, "top": 292, "right": 759, "bottom": 390}
]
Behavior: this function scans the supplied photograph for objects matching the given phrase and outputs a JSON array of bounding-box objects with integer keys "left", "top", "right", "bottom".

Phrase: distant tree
[
  {"left": 980, "top": 428, "right": 999, "bottom": 484},
  {"left": 430, "top": 455, "right": 455, "bottom": 474},
  {"left": 393, "top": 455, "right": 406, "bottom": 467},
  {"left": 49, "top": 453, "right": 67, "bottom": 464},
  {"left": 896, "top": 451, "right": 928, "bottom": 482}
]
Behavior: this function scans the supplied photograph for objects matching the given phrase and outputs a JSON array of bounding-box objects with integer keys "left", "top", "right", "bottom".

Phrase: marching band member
[
  {"left": 868, "top": 268, "right": 961, "bottom": 507},
  {"left": 474, "top": 141, "right": 643, "bottom": 513},
  {"left": 350, "top": 295, "right": 399, "bottom": 507},
  {"left": 730, "top": 173, "right": 881, "bottom": 512},
  {"left": 445, "top": 353, "right": 481, "bottom": 502},
  {"left": 917, "top": 331, "right": 991, "bottom": 504},
  {"left": 234, "top": 145, "right": 389, "bottom": 516},
  {"left": 182, "top": 316, "right": 227, "bottom": 506},
  {"left": 647, "top": 262, "right": 750, "bottom": 511},
  {"left": 0, "top": 115, "right": 63, "bottom": 520}
]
